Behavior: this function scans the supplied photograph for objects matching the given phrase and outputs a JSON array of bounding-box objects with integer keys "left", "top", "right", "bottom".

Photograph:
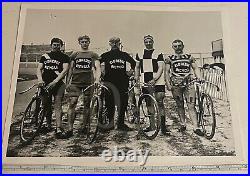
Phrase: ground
[{"left": 6, "top": 79, "right": 235, "bottom": 157}]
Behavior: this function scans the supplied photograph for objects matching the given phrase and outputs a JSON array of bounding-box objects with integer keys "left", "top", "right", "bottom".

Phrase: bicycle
[
  {"left": 82, "top": 83, "right": 110, "bottom": 144},
  {"left": 174, "top": 77, "right": 219, "bottom": 139},
  {"left": 131, "top": 82, "right": 161, "bottom": 140},
  {"left": 19, "top": 84, "right": 50, "bottom": 144}
]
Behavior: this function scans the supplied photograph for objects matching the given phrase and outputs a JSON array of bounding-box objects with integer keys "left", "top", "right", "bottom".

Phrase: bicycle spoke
[
  {"left": 138, "top": 94, "right": 160, "bottom": 140},
  {"left": 20, "top": 98, "right": 43, "bottom": 143},
  {"left": 201, "top": 94, "right": 216, "bottom": 139}
]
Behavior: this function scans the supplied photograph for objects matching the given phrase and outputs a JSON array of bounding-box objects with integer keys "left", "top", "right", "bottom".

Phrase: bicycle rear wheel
[
  {"left": 86, "top": 95, "right": 100, "bottom": 144},
  {"left": 20, "top": 97, "right": 44, "bottom": 143},
  {"left": 200, "top": 93, "right": 216, "bottom": 139},
  {"left": 137, "top": 94, "right": 160, "bottom": 140}
]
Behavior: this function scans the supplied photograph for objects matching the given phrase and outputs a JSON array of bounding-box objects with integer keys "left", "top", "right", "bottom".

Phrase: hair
[
  {"left": 50, "top": 38, "right": 63, "bottom": 46},
  {"left": 172, "top": 39, "right": 184, "bottom": 45},
  {"left": 78, "top": 35, "right": 90, "bottom": 42}
]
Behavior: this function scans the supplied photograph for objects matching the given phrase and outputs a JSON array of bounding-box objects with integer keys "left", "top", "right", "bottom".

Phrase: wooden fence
[{"left": 200, "top": 68, "right": 228, "bottom": 101}]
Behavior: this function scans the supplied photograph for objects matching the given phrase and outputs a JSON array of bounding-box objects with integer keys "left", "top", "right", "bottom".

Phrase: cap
[
  {"left": 109, "top": 37, "right": 121, "bottom": 44},
  {"left": 144, "top": 35, "right": 154, "bottom": 41}
]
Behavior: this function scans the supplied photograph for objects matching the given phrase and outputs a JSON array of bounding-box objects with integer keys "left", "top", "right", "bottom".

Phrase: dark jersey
[
  {"left": 39, "top": 51, "right": 70, "bottom": 84},
  {"left": 100, "top": 49, "right": 136, "bottom": 91},
  {"left": 70, "top": 51, "right": 99, "bottom": 85}
]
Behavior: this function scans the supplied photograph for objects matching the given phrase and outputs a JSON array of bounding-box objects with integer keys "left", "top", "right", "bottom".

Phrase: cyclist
[
  {"left": 100, "top": 37, "right": 136, "bottom": 131},
  {"left": 165, "top": 39, "right": 204, "bottom": 136},
  {"left": 37, "top": 37, "right": 70, "bottom": 139},
  {"left": 64, "top": 35, "right": 101, "bottom": 138},
  {"left": 135, "top": 35, "right": 170, "bottom": 135}
]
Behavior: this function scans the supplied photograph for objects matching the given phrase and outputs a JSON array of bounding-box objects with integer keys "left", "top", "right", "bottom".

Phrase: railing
[{"left": 200, "top": 67, "right": 228, "bottom": 101}]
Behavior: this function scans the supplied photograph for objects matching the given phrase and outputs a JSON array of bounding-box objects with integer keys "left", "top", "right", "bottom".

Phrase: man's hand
[
  {"left": 37, "top": 79, "right": 45, "bottom": 87},
  {"left": 148, "top": 78, "right": 156, "bottom": 86},
  {"left": 126, "top": 70, "right": 134, "bottom": 77},
  {"left": 166, "top": 84, "right": 173, "bottom": 91},
  {"left": 94, "top": 79, "right": 100, "bottom": 85},
  {"left": 66, "top": 84, "right": 71, "bottom": 92},
  {"left": 46, "top": 80, "right": 58, "bottom": 90}
]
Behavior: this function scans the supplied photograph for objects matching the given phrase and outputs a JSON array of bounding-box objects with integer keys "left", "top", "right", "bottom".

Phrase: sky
[{"left": 22, "top": 9, "right": 223, "bottom": 55}]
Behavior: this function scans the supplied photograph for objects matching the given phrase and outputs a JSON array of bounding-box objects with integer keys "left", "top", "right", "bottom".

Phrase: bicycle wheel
[
  {"left": 20, "top": 97, "right": 44, "bottom": 143},
  {"left": 137, "top": 94, "right": 160, "bottom": 140},
  {"left": 200, "top": 93, "right": 216, "bottom": 139},
  {"left": 86, "top": 95, "right": 100, "bottom": 144}
]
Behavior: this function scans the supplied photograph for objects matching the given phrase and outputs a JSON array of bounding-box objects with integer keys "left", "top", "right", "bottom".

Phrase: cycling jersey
[
  {"left": 100, "top": 49, "right": 136, "bottom": 92},
  {"left": 70, "top": 51, "right": 99, "bottom": 85},
  {"left": 39, "top": 51, "right": 70, "bottom": 84},
  {"left": 136, "top": 49, "right": 165, "bottom": 92},
  {"left": 166, "top": 54, "right": 195, "bottom": 86}
]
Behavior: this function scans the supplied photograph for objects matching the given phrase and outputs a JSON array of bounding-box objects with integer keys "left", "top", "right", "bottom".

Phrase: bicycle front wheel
[
  {"left": 200, "top": 93, "right": 216, "bottom": 139},
  {"left": 20, "top": 97, "right": 44, "bottom": 143},
  {"left": 137, "top": 94, "right": 160, "bottom": 140},
  {"left": 86, "top": 95, "right": 100, "bottom": 144}
]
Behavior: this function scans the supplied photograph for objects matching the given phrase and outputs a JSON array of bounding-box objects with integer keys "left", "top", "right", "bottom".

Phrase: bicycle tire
[
  {"left": 86, "top": 95, "right": 101, "bottom": 144},
  {"left": 137, "top": 94, "right": 160, "bottom": 140},
  {"left": 20, "top": 97, "right": 44, "bottom": 143},
  {"left": 200, "top": 93, "right": 216, "bottom": 139}
]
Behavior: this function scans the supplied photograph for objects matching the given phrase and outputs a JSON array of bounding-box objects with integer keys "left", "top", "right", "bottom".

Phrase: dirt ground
[{"left": 6, "top": 80, "right": 235, "bottom": 157}]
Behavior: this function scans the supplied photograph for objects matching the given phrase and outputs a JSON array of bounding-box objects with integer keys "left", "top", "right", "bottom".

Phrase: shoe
[
  {"left": 161, "top": 127, "right": 171, "bottom": 136},
  {"left": 55, "top": 128, "right": 65, "bottom": 139},
  {"left": 78, "top": 127, "right": 88, "bottom": 134},
  {"left": 178, "top": 125, "right": 187, "bottom": 132},
  {"left": 193, "top": 129, "right": 204, "bottom": 136},
  {"left": 117, "top": 124, "right": 133, "bottom": 131},
  {"left": 62, "top": 130, "right": 74, "bottom": 139},
  {"left": 143, "top": 127, "right": 152, "bottom": 132},
  {"left": 41, "top": 124, "right": 53, "bottom": 133}
]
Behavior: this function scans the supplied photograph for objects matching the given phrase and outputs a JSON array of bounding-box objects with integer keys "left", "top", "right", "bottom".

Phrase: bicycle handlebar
[
  {"left": 19, "top": 84, "right": 38, "bottom": 94},
  {"left": 19, "top": 84, "right": 50, "bottom": 94},
  {"left": 127, "top": 82, "right": 155, "bottom": 93},
  {"left": 82, "top": 83, "right": 110, "bottom": 94},
  {"left": 186, "top": 79, "right": 220, "bottom": 92}
]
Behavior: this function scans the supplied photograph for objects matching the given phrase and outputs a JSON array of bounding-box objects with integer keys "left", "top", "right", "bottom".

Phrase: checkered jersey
[{"left": 136, "top": 49, "right": 165, "bottom": 86}]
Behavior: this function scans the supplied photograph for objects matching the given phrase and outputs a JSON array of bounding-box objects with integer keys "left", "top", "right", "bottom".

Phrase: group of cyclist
[{"left": 37, "top": 35, "right": 204, "bottom": 139}]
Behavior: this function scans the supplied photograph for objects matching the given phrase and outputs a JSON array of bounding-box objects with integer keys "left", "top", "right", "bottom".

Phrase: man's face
[
  {"left": 51, "top": 42, "right": 61, "bottom": 52},
  {"left": 144, "top": 39, "right": 154, "bottom": 50},
  {"left": 172, "top": 41, "right": 184, "bottom": 54},
  {"left": 79, "top": 39, "right": 90, "bottom": 50},
  {"left": 109, "top": 42, "right": 120, "bottom": 49}
]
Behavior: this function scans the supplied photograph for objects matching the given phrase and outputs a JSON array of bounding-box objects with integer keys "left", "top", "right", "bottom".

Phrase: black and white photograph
[{"left": 2, "top": 2, "right": 247, "bottom": 173}]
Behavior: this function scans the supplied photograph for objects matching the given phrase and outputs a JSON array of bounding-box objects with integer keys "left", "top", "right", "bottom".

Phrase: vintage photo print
[{"left": 2, "top": 3, "right": 247, "bottom": 173}]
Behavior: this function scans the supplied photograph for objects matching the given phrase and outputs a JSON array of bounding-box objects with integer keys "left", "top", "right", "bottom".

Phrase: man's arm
[
  {"left": 154, "top": 61, "right": 164, "bottom": 81},
  {"left": 191, "top": 57, "right": 201, "bottom": 80},
  {"left": 134, "top": 54, "right": 140, "bottom": 82},
  {"left": 66, "top": 60, "right": 74, "bottom": 85},
  {"left": 165, "top": 63, "right": 172, "bottom": 91},
  {"left": 126, "top": 53, "right": 136, "bottom": 77},
  {"left": 46, "top": 63, "right": 69, "bottom": 89},
  {"left": 37, "top": 63, "right": 44, "bottom": 85},
  {"left": 94, "top": 59, "right": 101, "bottom": 84},
  {"left": 148, "top": 54, "right": 164, "bottom": 85}
]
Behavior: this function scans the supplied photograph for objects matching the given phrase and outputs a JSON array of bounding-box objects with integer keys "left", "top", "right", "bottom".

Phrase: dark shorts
[
  {"left": 142, "top": 85, "right": 165, "bottom": 94},
  {"left": 46, "top": 81, "right": 65, "bottom": 98},
  {"left": 67, "top": 84, "right": 93, "bottom": 97}
]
